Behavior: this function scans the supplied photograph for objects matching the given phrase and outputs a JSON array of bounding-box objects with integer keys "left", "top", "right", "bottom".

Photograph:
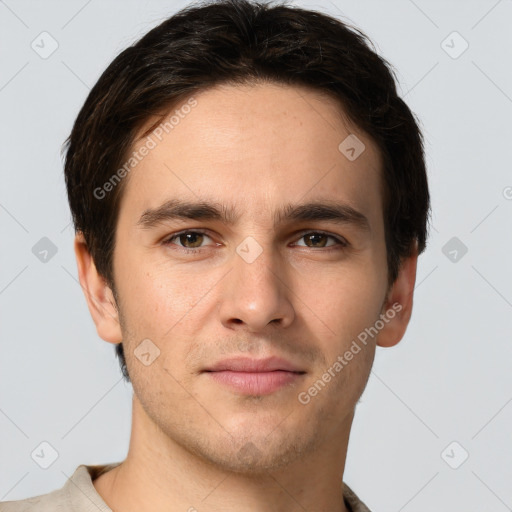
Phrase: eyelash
[{"left": 162, "top": 229, "right": 348, "bottom": 253}]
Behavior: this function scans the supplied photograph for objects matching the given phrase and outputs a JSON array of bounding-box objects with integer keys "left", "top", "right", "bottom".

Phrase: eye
[
  {"left": 162, "top": 230, "right": 214, "bottom": 250},
  {"left": 294, "top": 231, "right": 347, "bottom": 249},
  {"left": 162, "top": 229, "right": 348, "bottom": 253}
]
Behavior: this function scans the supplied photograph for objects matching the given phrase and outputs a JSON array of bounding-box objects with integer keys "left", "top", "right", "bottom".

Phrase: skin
[{"left": 75, "top": 82, "right": 418, "bottom": 512}]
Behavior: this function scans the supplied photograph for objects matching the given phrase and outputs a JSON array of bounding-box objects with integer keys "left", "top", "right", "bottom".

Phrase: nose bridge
[
  {"left": 219, "top": 235, "right": 294, "bottom": 330},
  {"left": 236, "top": 237, "right": 280, "bottom": 289}
]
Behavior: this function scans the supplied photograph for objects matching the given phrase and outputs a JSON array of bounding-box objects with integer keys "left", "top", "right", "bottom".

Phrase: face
[{"left": 107, "top": 83, "right": 392, "bottom": 472}]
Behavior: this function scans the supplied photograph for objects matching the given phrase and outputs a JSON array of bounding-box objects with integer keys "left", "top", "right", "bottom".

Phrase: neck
[{"left": 93, "top": 395, "right": 353, "bottom": 512}]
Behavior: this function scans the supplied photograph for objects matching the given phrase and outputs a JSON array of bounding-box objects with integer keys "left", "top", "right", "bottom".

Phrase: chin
[{"left": 186, "top": 421, "right": 320, "bottom": 475}]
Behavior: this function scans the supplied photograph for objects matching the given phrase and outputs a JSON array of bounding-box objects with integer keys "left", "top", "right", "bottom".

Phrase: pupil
[
  {"left": 308, "top": 234, "right": 326, "bottom": 247},
  {"left": 178, "top": 233, "right": 328, "bottom": 248},
  {"left": 182, "top": 233, "right": 202, "bottom": 247}
]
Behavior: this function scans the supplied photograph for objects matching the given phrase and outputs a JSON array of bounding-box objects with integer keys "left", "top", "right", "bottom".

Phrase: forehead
[{"left": 118, "top": 82, "right": 384, "bottom": 229}]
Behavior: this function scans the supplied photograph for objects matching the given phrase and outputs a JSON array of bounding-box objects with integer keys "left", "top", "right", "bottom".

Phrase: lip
[
  {"left": 204, "top": 356, "right": 303, "bottom": 373},
  {"left": 203, "top": 357, "right": 306, "bottom": 395}
]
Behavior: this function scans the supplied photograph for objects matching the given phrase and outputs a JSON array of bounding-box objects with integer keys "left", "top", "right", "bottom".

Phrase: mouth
[{"left": 202, "top": 357, "right": 306, "bottom": 395}]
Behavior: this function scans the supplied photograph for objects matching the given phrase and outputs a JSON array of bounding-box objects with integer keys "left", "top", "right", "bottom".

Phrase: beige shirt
[{"left": 0, "top": 463, "right": 372, "bottom": 512}]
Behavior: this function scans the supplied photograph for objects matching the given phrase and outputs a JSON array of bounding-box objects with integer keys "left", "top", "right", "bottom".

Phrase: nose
[{"left": 218, "top": 243, "right": 295, "bottom": 332}]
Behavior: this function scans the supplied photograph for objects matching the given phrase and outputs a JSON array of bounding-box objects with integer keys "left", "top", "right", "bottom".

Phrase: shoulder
[
  {"left": 0, "top": 463, "right": 121, "bottom": 512},
  {"left": 0, "top": 486, "right": 69, "bottom": 512}
]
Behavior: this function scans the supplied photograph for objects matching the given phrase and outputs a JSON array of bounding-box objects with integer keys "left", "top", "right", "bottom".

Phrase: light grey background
[{"left": 1, "top": 0, "right": 511, "bottom": 510}]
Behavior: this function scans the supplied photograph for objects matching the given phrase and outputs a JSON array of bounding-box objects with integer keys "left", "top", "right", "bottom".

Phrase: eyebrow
[{"left": 136, "top": 198, "right": 371, "bottom": 233}]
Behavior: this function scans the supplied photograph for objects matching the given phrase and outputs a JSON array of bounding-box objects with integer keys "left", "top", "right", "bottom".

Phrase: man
[{"left": 0, "top": 0, "right": 430, "bottom": 510}]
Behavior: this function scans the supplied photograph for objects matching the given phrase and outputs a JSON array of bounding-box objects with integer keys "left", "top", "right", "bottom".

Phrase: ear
[
  {"left": 377, "top": 245, "right": 418, "bottom": 348},
  {"left": 74, "top": 232, "right": 122, "bottom": 344}
]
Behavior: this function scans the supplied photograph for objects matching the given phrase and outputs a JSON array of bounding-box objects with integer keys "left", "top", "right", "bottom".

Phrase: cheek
[
  {"left": 118, "top": 266, "right": 197, "bottom": 389},
  {"left": 309, "top": 269, "right": 386, "bottom": 352},
  {"left": 117, "top": 258, "right": 217, "bottom": 361},
  {"left": 119, "top": 251, "right": 183, "bottom": 307}
]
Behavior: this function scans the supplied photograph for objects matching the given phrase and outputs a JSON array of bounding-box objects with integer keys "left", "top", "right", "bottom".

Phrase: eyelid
[
  {"left": 162, "top": 229, "right": 348, "bottom": 250},
  {"left": 162, "top": 229, "right": 215, "bottom": 248},
  {"left": 292, "top": 229, "right": 348, "bottom": 247}
]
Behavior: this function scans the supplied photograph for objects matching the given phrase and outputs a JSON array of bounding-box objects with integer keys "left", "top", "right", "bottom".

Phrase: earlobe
[
  {"left": 73, "top": 232, "right": 123, "bottom": 345},
  {"left": 377, "top": 247, "right": 418, "bottom": 348}
]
